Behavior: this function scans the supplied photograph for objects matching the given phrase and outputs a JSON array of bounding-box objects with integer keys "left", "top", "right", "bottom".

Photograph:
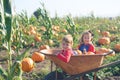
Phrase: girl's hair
[
  {"left": 79, "top": 30, "right": 94, "bottom": 44},
  {"left": 62, "top": 34, "right": 73, "bottom": 45}
]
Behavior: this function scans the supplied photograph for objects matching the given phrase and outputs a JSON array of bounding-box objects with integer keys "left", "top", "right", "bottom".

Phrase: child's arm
[
  {"left": 57, "top": 50, "right": 72, "bottom": 63},
  {"left": 88, "top": 44, "right": 95, "bottom": 53}
]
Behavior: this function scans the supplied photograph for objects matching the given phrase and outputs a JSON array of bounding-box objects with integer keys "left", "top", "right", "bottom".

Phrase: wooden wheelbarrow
[{"left": 40, "top": 49, "right": 120, "bottom": 80}]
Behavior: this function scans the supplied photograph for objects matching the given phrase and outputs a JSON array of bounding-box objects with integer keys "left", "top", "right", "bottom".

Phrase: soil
[{"left": 0, "top": 48, "right": 120, "bottom": 80}]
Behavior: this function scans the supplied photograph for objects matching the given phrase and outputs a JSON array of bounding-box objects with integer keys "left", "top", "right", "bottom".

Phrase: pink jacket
[{"left": 57, "top": 48, "right": 73, "bottom": 63}]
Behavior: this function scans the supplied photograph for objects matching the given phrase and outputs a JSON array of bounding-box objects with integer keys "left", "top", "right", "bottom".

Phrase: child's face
[
  {"left": 83, "top": 33, "right": 92, "bottom": 44},
  {"left": 62, "top": 41, "right": 72, "bottom": 49}
]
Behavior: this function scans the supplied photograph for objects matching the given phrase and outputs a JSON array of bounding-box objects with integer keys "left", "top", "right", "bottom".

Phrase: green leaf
[
  {"left": 0, "top": 65, "right": 7, "bottom": 78},
  {"left": 10, "top": 61, "right": 22, "bottom": 79}
]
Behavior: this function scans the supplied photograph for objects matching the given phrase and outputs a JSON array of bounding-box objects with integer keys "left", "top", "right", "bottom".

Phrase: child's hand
[{"left": 54, "top": 52, "right": 59, "bottom": 55}]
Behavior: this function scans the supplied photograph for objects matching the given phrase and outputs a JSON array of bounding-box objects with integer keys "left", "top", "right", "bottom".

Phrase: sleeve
[
  {"left": 88, "top": 44, "right": 95, "bottom": 53},
  {"left": 77, "top": 44, "right": 80, "bottom": 49},
  {"left": 57, "top": 50, "right": 72, "bottom": 63}
]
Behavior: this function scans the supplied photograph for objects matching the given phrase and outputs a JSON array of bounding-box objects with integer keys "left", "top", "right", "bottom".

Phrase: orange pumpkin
[
  {"left": 39, "top": 45, "right": 50, "bottom": 50},
  {"left": 31, "top": 52, "right": 45, "bottom": 62},
  {"left": 101, "top": 31, "right": 110, "bottom": 37},
  {"left": 52, "top": 25, "right": 60, "bottom": 32},
  {"left": 34, "top": 35, "right": 42, "bottom": 42},
  {"left": 96, "top": 30, "right": 101, "bottom": 34},
  {"left": 62, "top": 29, "right": 68, "bottom": 33},
  {"left": 85, "top": 52, "right": 95, "bottom": 55},
  {"left": 114, "top": 44, "right": 120, "bottom": 52},
  {"left": 98, "top": 37, "right": 110, "bottom": 45},
  {"left": 96, "top": 48, "right": 109, "bottom": 54},
  {"left": 96, "top": 48, "right": 115, "bottom": 56},
  {"left": 21, "top": 58, "right": 34, "bottom": 72},
  {"left": 29, "top": 26, "right": 35, "bottom": 31},
  {"left": 30, "top": 29, "right": 36, "bottom": 35},
  {"left": 76, "top": 50, "right": 82, "bottom": 55}
]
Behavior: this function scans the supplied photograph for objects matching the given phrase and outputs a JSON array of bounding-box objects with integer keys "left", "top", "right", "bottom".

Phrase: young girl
[
  {"left": 78, "top": 30, "right": 96, "bottom": 80},
  {"left": 56, "top": 34, "right": 74, "bottom": 63},
  {"left": 78, "top": 30, "right": 95, "bottom": 54}
]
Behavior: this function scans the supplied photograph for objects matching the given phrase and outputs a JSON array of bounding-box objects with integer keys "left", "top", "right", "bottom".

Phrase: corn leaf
[
  {"left": 16, "top": 47, "right": 31, "bottom": 61},
  {"left": 0, "top": 65, "right": 7, "bottom": 78}
]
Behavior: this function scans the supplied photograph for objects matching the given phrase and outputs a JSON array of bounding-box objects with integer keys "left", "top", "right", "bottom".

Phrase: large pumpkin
[
  {"left": 96, "top": 48, "right": 115, "bottom": 56},
  {"left": 21, "top": 58, "right": 34, "bottom": 72},
  {"left": 31, "top": 52, "right": 45, "bottom": 62},
  {"left": 98, "top": 37, "right": 110, "bottom": 45},
  {"left": 96, "top": 48, "right": 109, "bottom": 54},
  {"left": 114, "top": 44, "right": 120, "bottom": 52}
]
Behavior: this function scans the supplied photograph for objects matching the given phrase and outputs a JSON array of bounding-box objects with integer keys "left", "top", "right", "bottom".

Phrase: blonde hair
[
  {"left": 79, "top": 30, "right": 93, "bottom": 44},
  {"left": 62, "top": 34, "right": 73, "bottom": 45}
]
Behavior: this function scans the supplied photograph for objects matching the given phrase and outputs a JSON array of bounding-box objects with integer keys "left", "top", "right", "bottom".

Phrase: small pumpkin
[
  {"left": 114, "top": 44, "right": 120, "bottom": 52},
  {"left": 34, "top": 35, "right": 42, "bottom": 42},
  {"left": 21, "top": 58, "right": 34, "bottom": 72},
  {"left": 98, "top": 37, "right": 110, "bottom": 45},
  {"left": 49, "top": 39, "right": 54, "bottom": 45},
  {"left": 62, "top": 29, "right": 68, "bottom": 33},
  {"left": 101, "top": 31, "right": 110, "bottom": 37},
  {"left": 85, "top": 52, "right": 95, "bottom": 55},
  {"left": 39, "top": 45, "right": 50, "bottom": 50},
  {"left": 30, "top": 29, "right": 36, "bottom": 35},
  {"left": 29, "top": 26, "right": 35, "bottom": 31},
  {"left": 31, "top": 52, "right": 45, "bottom": 62},
  {"left": 96, "top": 30, "right": 101, "bottom": 34},
  {"left": 76, "top": 50, "right": 82, "bottom": 55},
  {"left": 52, "top": 26, "right": 60, "bottom": 32}
]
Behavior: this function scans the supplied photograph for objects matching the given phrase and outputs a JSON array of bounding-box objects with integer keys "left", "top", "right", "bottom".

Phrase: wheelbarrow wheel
[{"left": 44, "top": 71, "right": 67, "bottom": 80}]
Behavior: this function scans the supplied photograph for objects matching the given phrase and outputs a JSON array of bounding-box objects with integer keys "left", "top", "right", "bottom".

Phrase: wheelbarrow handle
[
  {"left": 40, "top": 51, "right": 49, "bottom": 55},
  {"left": 103, "top": 50, "right": 114, "bottom": 56},
  {"left": 40, "top": 50, "right": 55, "bottom": 56},
  {"left": 40, "top": 51, "right": 46, "bottom": 54}
]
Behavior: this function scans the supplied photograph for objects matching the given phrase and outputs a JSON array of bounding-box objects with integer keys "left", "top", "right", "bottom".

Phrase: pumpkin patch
[{"left": 1, "top": 1, "right": 120, "bottom": 79}]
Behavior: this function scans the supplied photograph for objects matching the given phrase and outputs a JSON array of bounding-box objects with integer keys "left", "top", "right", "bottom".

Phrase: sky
[{"left": 14, "top": 0, "right": 120, "bottom": 17}]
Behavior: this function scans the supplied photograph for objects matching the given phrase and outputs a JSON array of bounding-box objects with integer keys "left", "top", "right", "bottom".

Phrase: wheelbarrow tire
[{"left": 44, "top": 71, "right": 66, "bottom": 80}]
